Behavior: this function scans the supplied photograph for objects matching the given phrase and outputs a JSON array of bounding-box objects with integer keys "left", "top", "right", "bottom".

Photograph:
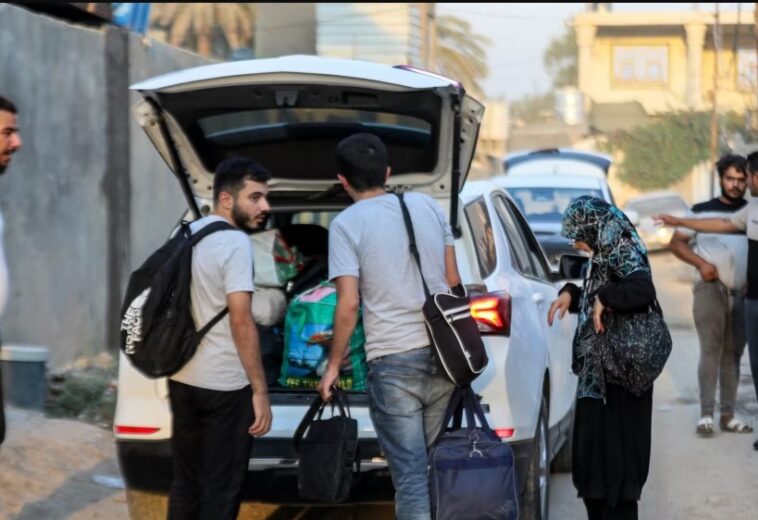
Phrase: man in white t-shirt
[
  {"left": 0, "top": 95, "right": 23, "bottom": 448},
  {"left": 167, "top": 157, "right": 273, "bottom": 520}
]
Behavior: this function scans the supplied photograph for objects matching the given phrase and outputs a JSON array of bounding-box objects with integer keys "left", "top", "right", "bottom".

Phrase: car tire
[
  {"left": 125, "top": 488, "right": 168, "bottom": 520},
  {"left": 521, "top": 396, "right": 550, "bottom": 520},
  {"left": 551, "top": 411, "right": 573, "bottom": 474}
]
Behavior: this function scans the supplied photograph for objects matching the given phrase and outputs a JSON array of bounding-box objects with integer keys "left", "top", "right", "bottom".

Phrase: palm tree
[
  {"left": 434, "top": 15, "right": 491, "bottom": 97},
  {"left": 150, "top": 3, "right": 255, "bottom": 58}
]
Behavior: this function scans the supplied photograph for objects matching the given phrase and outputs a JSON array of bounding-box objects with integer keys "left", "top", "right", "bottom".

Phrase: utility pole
[{"left": 709, "top": 3, "right": 720, "bottom": 198}]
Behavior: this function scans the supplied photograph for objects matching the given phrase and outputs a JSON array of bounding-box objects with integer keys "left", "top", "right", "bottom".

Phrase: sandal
[
  {"left": 696, "top": 416, "right": 714, "bottom": 436},
  {"left": 720, "top": 416, "right": 753, "bottom": 433}
]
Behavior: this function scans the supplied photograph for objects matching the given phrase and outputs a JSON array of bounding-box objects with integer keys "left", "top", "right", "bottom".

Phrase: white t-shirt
[{"left": 170, "top": 215, "right": 255, "bottom": 391}]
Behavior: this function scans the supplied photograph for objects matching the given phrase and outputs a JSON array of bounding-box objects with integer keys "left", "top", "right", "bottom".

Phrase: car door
[{"left": 491, "top": 194, "right": 576, "bottom": 427}]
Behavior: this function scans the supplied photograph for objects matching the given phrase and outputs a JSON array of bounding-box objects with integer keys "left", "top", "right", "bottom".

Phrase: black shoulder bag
[
  {"left": 394, "top": 193, "right": 488, "bottom": 386},
  {"left": 293, "top": 388, "right": 358, "bottom": 503}
]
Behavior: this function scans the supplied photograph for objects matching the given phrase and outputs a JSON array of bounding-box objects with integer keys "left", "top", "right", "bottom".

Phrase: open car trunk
[{"left": 131, "top": 55, "right": 484, "bottom": 234}]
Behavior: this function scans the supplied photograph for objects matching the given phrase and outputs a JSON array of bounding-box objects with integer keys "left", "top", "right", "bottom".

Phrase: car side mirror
[
  {"left": 623, "top": 209, "right": 640, "bottom": 227},
  {"left": 551, "top": 254, "right": 589, "bottom": 281}
]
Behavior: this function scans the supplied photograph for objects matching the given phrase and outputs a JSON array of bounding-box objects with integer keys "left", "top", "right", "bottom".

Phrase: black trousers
[
  {"left": 584, "top": 499, "right": 638, "bottom": 520},
  {"left": 167, "top": 380, "right": 254, "bottom": 520}
]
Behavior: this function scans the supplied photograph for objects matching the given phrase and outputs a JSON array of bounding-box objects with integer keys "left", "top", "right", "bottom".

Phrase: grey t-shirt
[
  {"left": 170, "top": 215, "right": 255, "bottom": 391},
  {"left": 328, "top": 193, "right": 454, "bottom": 361}
]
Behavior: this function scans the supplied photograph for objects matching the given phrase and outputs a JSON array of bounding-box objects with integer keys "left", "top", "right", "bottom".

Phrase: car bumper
[{"left": 117, "top": 437, "right": 392, "bottom": 503}]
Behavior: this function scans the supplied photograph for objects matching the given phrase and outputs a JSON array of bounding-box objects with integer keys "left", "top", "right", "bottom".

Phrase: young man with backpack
[
  {"left": 317, "top": 133, "right": 461, "bottom": 520},
  {"left": 167, "top": 157, "right": 273, "bottom": 519}
]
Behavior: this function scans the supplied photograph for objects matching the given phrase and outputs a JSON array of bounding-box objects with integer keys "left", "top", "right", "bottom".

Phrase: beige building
[{"left": 572, "top": 10, "right": 757, "bottom": 116}]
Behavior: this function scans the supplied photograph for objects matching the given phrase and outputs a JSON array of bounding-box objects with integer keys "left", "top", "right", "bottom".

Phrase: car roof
[
  {"left": 460, "top": 180, "right": 508, "bottom": 202},
  {"left": 130, "top": 55, "right": 459, "bottom": 93},
  {"left": 491, "top": 173, "right": 603, "bottom": 190},
  {"left": 503, "top": 148, "right": 612, "bottom": 175}
]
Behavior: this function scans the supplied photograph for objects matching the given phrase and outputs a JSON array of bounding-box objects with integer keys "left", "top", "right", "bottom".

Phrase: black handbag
[
  {"left": 428, "top": 386, "right": 519, "bottom": 520},
  {"left": 595, "top": 298, "right": 672, "bottom": 396},
  {"left": 395, "top": 193, "right": 488, "bottom": 386},
  {"left": 293, "top": 388, "right": 358, "bottom": 503}
]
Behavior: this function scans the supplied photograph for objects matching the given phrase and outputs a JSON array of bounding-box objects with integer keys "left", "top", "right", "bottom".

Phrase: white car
[
  {"left": 115, "top": 55, "right": 581, "bottom": 519},
  {"left": 493, "top": 149, "right": 615, "bottom": 269}
]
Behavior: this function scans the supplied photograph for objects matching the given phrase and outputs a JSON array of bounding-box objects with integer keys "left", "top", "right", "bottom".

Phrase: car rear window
[
  {"left": 506, "top": 187, "right": 604, "bottom": 223},
  {"left": 192, "top": 108, "right": 437, "bottom": 180}
]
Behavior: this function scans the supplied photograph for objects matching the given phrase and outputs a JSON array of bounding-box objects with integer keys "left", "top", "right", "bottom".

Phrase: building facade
[
  {"left": 316, "top": 3, "right": 432, "bottom": 67},
  {"left": 572, "top": 10, "right": 756, "bottom": 115}
]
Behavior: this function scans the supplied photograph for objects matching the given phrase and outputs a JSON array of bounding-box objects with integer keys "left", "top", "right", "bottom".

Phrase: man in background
[{"left": 668, "top": 155, "right": 750, "bottom": 436}]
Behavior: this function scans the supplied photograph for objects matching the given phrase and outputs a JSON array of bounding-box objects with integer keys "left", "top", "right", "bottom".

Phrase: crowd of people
[{"left": 2, "top": 89, "right": 758, "bottom": 520}]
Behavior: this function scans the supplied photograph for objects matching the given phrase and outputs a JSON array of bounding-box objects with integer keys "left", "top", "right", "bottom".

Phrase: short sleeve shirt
[
  {"left": 170, "top": 215, "right": 255, "bottom": 390},
  {"left": 329, "top": 193, "right": 454, "bottom": 360}
]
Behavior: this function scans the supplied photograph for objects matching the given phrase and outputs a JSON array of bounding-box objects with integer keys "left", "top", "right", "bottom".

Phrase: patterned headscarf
[
  {"left": 561, "top": 195, "right": 648, "bottom": 265},
  {"left": 561, "top": 196, "right": 651, "bottom": 399}
]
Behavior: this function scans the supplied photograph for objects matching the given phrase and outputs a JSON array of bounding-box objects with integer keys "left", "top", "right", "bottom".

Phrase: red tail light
[
  {"left": 494, "top": 428, "right": 515, "bottom": 439},
  {"left": 114, "top": 425, "right": 161, "bottom": 435},
  {"left": 470, "top": 293, "right": 511, "bottom": 336}
]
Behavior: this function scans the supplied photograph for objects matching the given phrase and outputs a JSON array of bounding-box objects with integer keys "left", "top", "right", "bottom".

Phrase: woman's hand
[
  {"left": 547, "top": 291, "right": 572, "bottom": 326},
  {"left": 593, "top": 297, "right": 606, "bottom": 334}
]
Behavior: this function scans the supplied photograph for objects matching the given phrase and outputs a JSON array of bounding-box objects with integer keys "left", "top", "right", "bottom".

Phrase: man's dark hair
[
  {"left": 715, "top": 154, "right": 747, "bottom": 178},
  {"left": 336, "top": 133, "right": 388, "bottom": 192},
  {"left": 747, "top": 151, "right": 758, "bottom": 175},
  {"left": 0, "top": 96, "right": 17, "bottom": 114},
  {"left": 213, "top": 156, "right": 271, "bottom": 203}
]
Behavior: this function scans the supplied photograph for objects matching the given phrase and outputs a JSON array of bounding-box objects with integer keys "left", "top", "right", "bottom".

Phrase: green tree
[
  {"left": 543, "top": 28, "right": 577, "bottom": 88},
  {"left": 603, "top": 110, "right": 750, "bottom": 191},
  {"left": 434, "top": 15, "right": 491, "bottom": 97}
]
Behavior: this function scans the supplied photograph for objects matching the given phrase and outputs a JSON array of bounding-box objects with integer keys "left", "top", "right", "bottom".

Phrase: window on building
[
  {"left": 612, "top": 45, "right": 669, "bottom": 86},
  {"left": 737, "top": 49, "right": 757, "bottom": 91}
]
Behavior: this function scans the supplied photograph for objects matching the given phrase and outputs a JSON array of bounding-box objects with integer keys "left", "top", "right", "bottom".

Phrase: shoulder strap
[
  {"left": 190, "top": 220, "right": 236, "bottom": 332},
  {"left": 189, "top": 220, "right": 236, "bottom": 245},
  {"left": 394, "top": 193, "right": 431, "bottom": 299}
]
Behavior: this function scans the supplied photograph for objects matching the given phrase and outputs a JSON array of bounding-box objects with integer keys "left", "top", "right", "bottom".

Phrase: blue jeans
[{"left": 367, "top": 347, "right": 455, "bottom": 520}]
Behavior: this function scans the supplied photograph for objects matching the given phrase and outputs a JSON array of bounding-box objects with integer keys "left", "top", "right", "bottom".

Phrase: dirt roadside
[{"left": 0, "top": 408, "right": 127, "bottom": 519}]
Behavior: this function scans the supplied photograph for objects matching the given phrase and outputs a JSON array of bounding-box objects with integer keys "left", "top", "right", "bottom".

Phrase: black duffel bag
[
  {"left": 395, "top": 193, "right": 488, "bottom": 386},
  {"left": 429, "top": 386, "right": 519, "bottom": 520},
  {"left": 293, "top": 388, "right": 358, "bottom": 503}
]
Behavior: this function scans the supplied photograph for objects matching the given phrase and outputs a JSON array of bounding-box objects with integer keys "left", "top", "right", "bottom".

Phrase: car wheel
[
  {"left": 521, "top": 396, "right": 550, "bottom": 520},
  {"left": 125, "top": 488, "right": 168, "bottom": 520}
]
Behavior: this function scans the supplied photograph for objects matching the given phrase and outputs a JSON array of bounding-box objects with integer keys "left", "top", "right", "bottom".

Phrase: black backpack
[{"left": 119, "top": 220, "right": 235, "bottom": 378}]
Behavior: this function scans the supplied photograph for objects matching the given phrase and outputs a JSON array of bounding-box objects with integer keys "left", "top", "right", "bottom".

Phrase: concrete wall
[{"left": 0, "top": 4, "right": 210, "bottom": 366}]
